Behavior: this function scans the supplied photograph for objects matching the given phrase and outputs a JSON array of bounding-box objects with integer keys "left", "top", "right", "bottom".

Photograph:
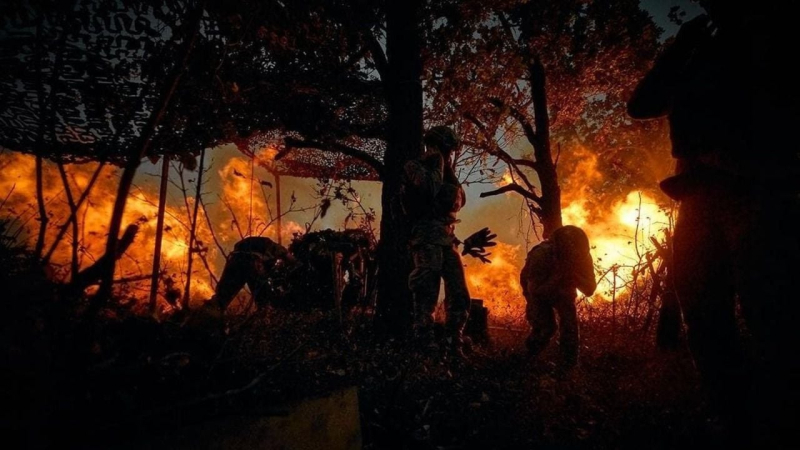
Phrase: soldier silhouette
[
  {"left": 402, "top": 126, "right": 495, "bottom": 359},
  {"left": 521, "top": 225, "right": 596, "bottom": 370},
  {"left": 628, "top": 1, "right": 800, "bottom": 446}
]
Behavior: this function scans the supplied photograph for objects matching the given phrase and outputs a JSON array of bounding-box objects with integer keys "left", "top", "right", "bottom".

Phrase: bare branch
[
  {"left": 464, "top": 112, "right": 537, "bottom": 190},
  {"left": 489, "top": 97, "right": 538, "bottom": 149},
  {"left": 480, "top": 183, "right": 542, "bottom": 203},
  {"left": 43, "top": 162, "right": 106, "bottom": 264}
]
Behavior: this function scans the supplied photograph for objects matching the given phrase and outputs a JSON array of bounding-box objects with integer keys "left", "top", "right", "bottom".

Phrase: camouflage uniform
[
  {"left": 521, "top": 226, "right": 596, "bottom": 368},
  {"left": 404, "top": 151, "right": 471, "bottom": 341},
  {"left": 212, "top": 237, "right": 291, "bottom": 310}
]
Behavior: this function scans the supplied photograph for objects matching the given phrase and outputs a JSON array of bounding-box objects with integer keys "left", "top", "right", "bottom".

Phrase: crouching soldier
[
  {"left": 186, "top": 237, "right": 293, "bottom": 329},
  {"left": 212, "top": 236, "right": 294, "bottom": 310},
  {"left": 521, "top": 226, "right": 596, "bottom": 369}
]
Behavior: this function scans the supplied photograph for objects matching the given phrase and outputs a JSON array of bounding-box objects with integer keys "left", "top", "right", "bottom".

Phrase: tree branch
[
  {"left": 464, "top": 112, "right": 537, "bottom": 190},
  {"left": 489, "top": 97, "right": 538, "bottom": 149},
  {"left": 480, "top": 183, "right": 542, "bottom": 203}
]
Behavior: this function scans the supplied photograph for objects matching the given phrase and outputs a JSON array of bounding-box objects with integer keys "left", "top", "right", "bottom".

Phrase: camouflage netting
[
  {"left": 0, "top": 1, "right": 191, "bottom": 164},
  {"left": 239, "top": 132, "right": 383, "bottom": 181},
  {"left": 0, "top": 1, "right": 386, "bottom": 180}
]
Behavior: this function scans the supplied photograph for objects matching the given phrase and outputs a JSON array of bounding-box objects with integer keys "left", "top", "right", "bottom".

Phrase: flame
[
  {"left": 463, "top": 189, "right": 670, "bottom": 324},
  {"left": 0, "top": 151, "right": 300, "bottom": 311},
  {"left": 500, "top": 169, "right": 515, "bottom": 186},
  {"left": 564, "top": 191, "right": 670, "bottom": 301},
  {"left": 1, "top": 139, "right": 670, "bottom": 318},
  {"left": 465, "top": 143, "right": 672, "bottom": 322},
  {"left": 255, "top": 146, "right": 279, "bottom": 171},
  {"left": 464, "top": 241, "right": 526, "bottom": 323}
]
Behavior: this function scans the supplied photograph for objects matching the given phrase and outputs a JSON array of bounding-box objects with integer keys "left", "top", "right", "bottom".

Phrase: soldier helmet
[{"left": 424, "top": 126, "right": 460, "bottom": 153}]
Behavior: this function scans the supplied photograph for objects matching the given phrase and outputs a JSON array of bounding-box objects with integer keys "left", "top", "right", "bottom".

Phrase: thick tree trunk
[
  {"left": 95, "top": 4, "right": 205, "bottom": 303},
  {"left": 529, "top": 57, "right": 562, "bottom": 238},
  {"left": 183, "top": 147, "right": 206, "bottom": 310},
  {"left": 375, "top": 0, "right": 424, "bottom": 335},
  {"left": 149, "top": 155, "right": 170, "bottom": 314}
]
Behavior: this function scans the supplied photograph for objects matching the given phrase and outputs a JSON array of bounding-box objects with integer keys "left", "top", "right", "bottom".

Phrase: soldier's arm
[
  {"left": 628, "top": 15, "right": 712, "bottom": 119},
  {"left": 404, "top": 154, "right": 444, "bottom": 198},
  {"left": 572, "top": 252, "right": 597, "bottom": 297}
]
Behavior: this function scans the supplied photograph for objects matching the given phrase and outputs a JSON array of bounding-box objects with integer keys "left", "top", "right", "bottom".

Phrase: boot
[
  {"left": 443, "top": 333, "right": 471, "bottom": 362},
  {"left": 444, "top": 311, "right": 470, "bottom": 361},
  {"left": 412, "top": 312, "right": 439, "bottom": 354}
]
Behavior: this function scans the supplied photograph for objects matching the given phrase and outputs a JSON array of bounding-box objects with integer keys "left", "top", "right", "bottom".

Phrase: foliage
[{"left": 424, "top": 0, "right": 668, "bottom": 233}]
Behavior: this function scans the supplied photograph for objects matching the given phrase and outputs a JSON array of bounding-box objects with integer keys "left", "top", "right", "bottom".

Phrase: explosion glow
[
  {"left": 2, "top": 139, "right": 671, "bottom": 321},
  {"left": 463, "top": 144, "right": 673, "bottom": 324},
  {"left": 0, "top": 150, "right": 302, "bottom": 312}
]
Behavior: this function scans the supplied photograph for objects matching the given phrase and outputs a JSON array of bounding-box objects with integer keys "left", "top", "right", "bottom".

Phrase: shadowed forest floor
[{"left": 4, "top": 299, "right": 718, "bottom": 449}]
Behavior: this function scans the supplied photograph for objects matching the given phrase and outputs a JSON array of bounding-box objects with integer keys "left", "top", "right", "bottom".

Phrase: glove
[{"left": 461, "top": 227, "right": 497, "bottom": 264}]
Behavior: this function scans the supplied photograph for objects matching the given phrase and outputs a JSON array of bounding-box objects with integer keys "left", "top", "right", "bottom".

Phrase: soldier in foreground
[
  {"left": 402, "top": 126, "right": 495, "bottom": 358},
  {"left": 521, "top": 226, "right": 596, "bottom": 370},
  {"left": 628, "top": 1, "right": 799, "bottom": 446}
]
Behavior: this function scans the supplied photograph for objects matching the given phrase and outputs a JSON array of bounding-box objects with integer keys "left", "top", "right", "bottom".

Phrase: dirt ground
[{"left": 4, "top": 306, "right": 716, "bottom": 449}]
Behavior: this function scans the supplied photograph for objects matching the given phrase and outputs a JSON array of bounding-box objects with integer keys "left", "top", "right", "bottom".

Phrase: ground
[{"left": 3, "top": 297, "right": 718, "bottom": 449}]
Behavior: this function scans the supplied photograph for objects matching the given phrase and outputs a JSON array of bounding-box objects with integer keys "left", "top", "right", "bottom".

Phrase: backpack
[{"left": 520, "top": 241, "right": 555, "bottom": 298}]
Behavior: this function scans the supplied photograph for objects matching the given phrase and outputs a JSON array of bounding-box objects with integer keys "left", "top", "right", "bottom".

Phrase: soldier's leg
[
  {"left": 673, "top": 195, "right": 745, "bottom": 429},
  {"left": 441, "top": 245, "right": 471, "bottom": 339},
  {"left": 245, "top": 256, "right": 273, "bottom": 309},
  {"left": 729, "top": 192, "right": 800, "bottom": 446},
  {"left": 408, "top": 245, "right": 443, "bottom": 337},
  {"left": 525, "top": 294, "right": 556, "bottom": 356},
  {"left": 554, "top": 295, "right": 579, "bottom": 368},
  {"left": 211, "top": 252, "right": 250, "bottom": 310},
  {"left": 656, "top": 276, "right": 681, "bottom": 350}
]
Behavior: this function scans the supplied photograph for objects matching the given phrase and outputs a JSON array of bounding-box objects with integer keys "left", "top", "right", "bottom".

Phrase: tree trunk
[
  {"left": 183, "top": 147, "right": 206, "bottom": 310},
  {"left": 149, "top": 155, "right": 170, "bottom": 314},
  {"left": 32, "top": 16, "right": 47, "bottom": 260},
  {"left": 375, "top": 0, "right": 424, "bottom": 335},
  {"left": 72, "top": 224, "right": 140, "bottom": 298},
  {"left": 43, "top": 162, "right": 105, "bottom": 265},
  {"left": 529, "top": 57, "right": 562, "bottom": 238},
  {"left": 275, "top": 173, "right": 282, "bottom": 246},
  {"left": 56, "top": 162, "right": 80, "bottom": 280},
  {"left": 95, "top": 4, "right": 205, "bottom": 303},
  {"left": 33, "top": 155, "right": 48, "bottom": 259}
]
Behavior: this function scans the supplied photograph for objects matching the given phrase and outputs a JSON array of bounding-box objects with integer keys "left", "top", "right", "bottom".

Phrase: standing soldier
[
  {"left": 403, "top": 126, "right": 492, "bottom": 358},
  {"left": 628, "top": 1, "right": 799, "bottom": 445},
  {"left": 521, "top": 226, "right": 596, "bottom": 370}
]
